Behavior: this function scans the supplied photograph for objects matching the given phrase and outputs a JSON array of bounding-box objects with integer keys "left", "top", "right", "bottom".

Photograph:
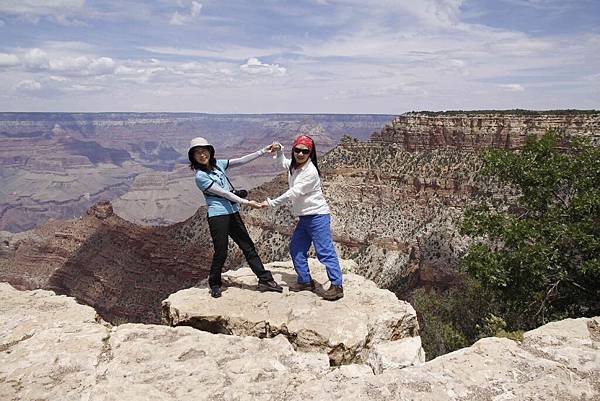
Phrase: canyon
[
  {"left": 1, "top": 110, "right": 598, "bottom": 327},
  {"left": 0, "top": 113, "right": 392, "bottom": 231}
]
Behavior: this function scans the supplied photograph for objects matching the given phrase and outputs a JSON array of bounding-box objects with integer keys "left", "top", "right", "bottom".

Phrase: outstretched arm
[
  {"left": 227, "top": 149, "right": 266, "bottom": 169},
  {"left": 205, "top": 184, "right": 249, "bottom": 204},
  {"left": 267, "top": 171, "right": 314, "bottom": 207},
  {"left": 204, "top": 184, "right": 265, "bottom": 208}
]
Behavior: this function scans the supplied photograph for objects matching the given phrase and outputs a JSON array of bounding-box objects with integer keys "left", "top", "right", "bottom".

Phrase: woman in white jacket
[{"left": 263, "top": 135, "right": 343, "bottom": 301}]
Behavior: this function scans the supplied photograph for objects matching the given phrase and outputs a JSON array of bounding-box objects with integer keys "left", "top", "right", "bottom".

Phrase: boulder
[{"left": 162, "top": 259, "right": 422, "bottom": 366}]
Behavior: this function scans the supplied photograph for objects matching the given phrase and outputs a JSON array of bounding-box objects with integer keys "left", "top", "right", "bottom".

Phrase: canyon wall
[{"left": 243, "top": 111, "right": 600, "bottom": 295}]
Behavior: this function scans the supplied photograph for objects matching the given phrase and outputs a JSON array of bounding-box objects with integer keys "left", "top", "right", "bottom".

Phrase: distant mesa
[{"left": 60, "top": 137, "right": 132, "bottom": 165}]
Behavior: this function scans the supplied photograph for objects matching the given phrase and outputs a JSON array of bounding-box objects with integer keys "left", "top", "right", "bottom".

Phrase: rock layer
[{"left": 0, "top": 113, "right": 391, "bottom": 230}]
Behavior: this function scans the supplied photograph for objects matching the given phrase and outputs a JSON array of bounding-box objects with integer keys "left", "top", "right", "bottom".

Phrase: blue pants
[{"left": 290, "top": 214, "right": 343, "bottom": 286}]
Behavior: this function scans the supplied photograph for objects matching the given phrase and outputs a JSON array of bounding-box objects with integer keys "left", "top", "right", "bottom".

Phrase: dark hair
[
  {"left": 189, "top": 146, "right": 217, "bottom": 171},
  {"left": 290, "top": 141, "right": 320, "bottom": 176}
]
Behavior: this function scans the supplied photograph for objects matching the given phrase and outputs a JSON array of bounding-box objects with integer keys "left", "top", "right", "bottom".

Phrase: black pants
[{"left": 207, "top": 212, "right": 273, "bottom": 288}]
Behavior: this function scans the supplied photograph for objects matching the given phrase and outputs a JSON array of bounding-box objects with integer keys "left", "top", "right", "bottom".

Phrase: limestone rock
[
  {"left": 522, "top": 316, "right": 600, "bottom": 374},
  {"left": 244, "top": 111, "right": 600, "bottom": 298},
  {"left": 92, "top": 325, "right": 330, "bottom": 401},
  {"left": 1, "top": 281, "right": 599, "bottom": 401},
  {"left": 293, "top": 335, "right": 599, "bottom": 401},
  {"left": 0, "top": 283, "right": 109, "bottom": 401},
  {"left": 162, "top": 259, "right": 421, "bottom": 366},
  {"left": 0, "top": 113, "right": 389, "bottom": 231},
  {"left": 87, "top": 200, "right": 114, "bottom": 219},
  {"left": 367, "top": 336, "right": 425, "bottom": 374},
  {"left": 0, "top": 282, "right": 331, "bottom": 401},
  {"left": 1, "top": 202, "right": 217, "bottom": 324}
]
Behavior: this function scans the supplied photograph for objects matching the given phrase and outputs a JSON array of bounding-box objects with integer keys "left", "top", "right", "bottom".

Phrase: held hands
[
  {"left": 264, "top": 142, "right": 282, "bottom": 153},
  {"left": 247, "top": 200, "right": 268, "bottom": 209}
]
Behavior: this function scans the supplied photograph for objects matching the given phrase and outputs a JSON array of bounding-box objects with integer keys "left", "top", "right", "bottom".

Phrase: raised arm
[
  {"left": 227, "top": 148, "right": 266, "bottom": 169},
  {"left": 274, "top": 145, "right": 291, "bottom": 170}
]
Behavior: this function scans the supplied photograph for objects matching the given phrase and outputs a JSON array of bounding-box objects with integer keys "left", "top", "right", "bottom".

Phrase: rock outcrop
[
  {"left": 0, "top": 201, "right": 222, "bottom": 324},
  {"left": 163, "top": 260, "right": 423, "bottom": 366},
  {"left": 1, "top": 281, "right": 598, "bottom": 401}
]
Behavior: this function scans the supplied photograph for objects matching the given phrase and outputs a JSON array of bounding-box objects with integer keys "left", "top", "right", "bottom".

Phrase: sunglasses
[{"left": 293, "top": 147, "right": 310, "bottom": 155}]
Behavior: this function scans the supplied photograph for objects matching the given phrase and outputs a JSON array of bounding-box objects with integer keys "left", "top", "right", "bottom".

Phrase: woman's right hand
[
  {"left": 247, "top": 200, "right": 266, "bottom": 209},
  {"left": 264, "top": 142, "right": 281, "bottom": 153}
]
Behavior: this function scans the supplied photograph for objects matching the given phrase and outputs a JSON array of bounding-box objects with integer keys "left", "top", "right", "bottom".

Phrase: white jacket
[{"left": 267, "top": 148, "right": 330, "bottom": 216}]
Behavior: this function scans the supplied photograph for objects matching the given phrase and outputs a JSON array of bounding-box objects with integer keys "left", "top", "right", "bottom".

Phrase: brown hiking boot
[
  {"left": 291, "top": 279, "right": 316, "bottom": 292},
  {"left": 322, "top": 284, "right": 344, "bottom": 301}
]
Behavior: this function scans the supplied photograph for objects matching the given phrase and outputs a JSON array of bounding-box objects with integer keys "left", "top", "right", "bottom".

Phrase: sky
[{"left": 0, "top": 0, "right": 598, "bottom": 113}]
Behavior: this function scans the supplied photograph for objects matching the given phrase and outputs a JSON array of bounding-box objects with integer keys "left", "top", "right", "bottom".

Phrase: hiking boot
[
  {"left": 322, "top": 284, "right": 344, "bottom": 301},
  {"left": 292, "top": 279, "right": 316, "bottom": 292},
  {"left": 257, "top": 280, "right": 283, "bottom": 293},
  {"left": 210, "top": 286, "right": 222, "bottom": 298}
]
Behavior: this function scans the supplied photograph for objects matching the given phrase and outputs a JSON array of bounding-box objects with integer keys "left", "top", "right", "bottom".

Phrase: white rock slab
[{"left": 163, "top": 259, "right": 421, "bottom": 365}]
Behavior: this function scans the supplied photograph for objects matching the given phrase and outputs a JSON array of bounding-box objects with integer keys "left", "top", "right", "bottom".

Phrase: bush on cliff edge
[
  {"left": 413, "top": 131, "right": 598, "bottom": 360},
  {"left": 460, "top": 131, "right": 600, "bottom": 330}
]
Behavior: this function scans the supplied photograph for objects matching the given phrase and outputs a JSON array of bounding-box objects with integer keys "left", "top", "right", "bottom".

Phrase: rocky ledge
[
  {"left": 162, "top": 259, "right": 423, "bottom": 367},
  {"left": 1, "top": 267, "right": 599, "bottom": 400}
]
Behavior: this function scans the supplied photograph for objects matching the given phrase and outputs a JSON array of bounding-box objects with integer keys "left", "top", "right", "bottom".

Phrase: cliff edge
[{"left": 1, "top": 262, "right": 598, "bottom": 401}]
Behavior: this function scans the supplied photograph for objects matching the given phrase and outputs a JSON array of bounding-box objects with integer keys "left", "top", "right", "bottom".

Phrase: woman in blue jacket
[{"left": 188, "top": 136, "right": 283, "bottom": 298}]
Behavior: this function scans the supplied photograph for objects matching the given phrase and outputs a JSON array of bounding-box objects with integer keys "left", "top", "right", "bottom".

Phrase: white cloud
[
  {"left": 400, "top": 0, "right": 464, "bottom": 28},
  {"left": 20, "top": 49, "right": 118, "bottom": 76},
  {"left": 169, "top": 11, "right": 187, "bottom": 26},
  {"left": 115, "top": 64, "right": 167, "bottom": 83},
  {"left": 0, "top": 0, "right": 85, "bottom": 16},
  {"left": 486, "top": 33, "right": 554, "bottom": 57},
  {"left": 16, "top": 79, "right": 42, "bottom": 91},
  {"left": 50, "top": 56, "right": 116, "bottom": 75},
  {"left": 141, "top": 45, "right": 283, "bottom": 60},
  {"left": 240, "top": 58, "right": 286, "bottom": 76},
  {"left": 170, "top": 1, "right": 202, "bottom": 25},
  {"left": 1, "top": 1, "right": 597, "bottom": 112},
  {"left": 499, "top": 84, "right": 525, "bottom": 92},
  {"left": 23, "top": 48, "right": 49, "bottom": 69},
  {"left": 64, "top": 84, "right": 104, "bottom": 92},
  {"left": 191, "top": 1, "right": 202, "bottom": 17},
  {"left": 0, "top": 52, "right": 19, "bottom": 66}
]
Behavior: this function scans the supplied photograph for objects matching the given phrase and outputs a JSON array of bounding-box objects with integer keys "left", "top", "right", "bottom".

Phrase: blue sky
[{"left": 0, "top": 0, "right": 598, "bottom": 113}]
